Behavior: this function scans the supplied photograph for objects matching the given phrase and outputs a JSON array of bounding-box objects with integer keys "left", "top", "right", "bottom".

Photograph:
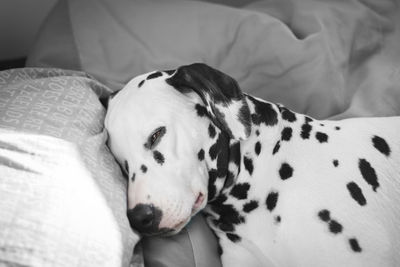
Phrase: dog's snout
[{"left": 127, "top": 204, "right": 158, "bottom": 234}]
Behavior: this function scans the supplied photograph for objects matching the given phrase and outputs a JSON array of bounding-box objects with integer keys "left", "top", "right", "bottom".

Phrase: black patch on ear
[
  {"left": 280, "top": 107, "right": 297, "bottom": 122},
  {"left": 347, "top": 182, "right": 367, "bottom": 206},
  {"left": 198, "top": 149, "right": 205, "bottom": 161},
  {"left": 131, "top": 173, "right": 136, "bottom": 182},
  {"left": 163, "top": 69, "right": 175, "bottom": 75},
  {"left": 166, "top": 63, "right": 251, "bottom": 139},
  {"left": 248, "top": 96, "right": 278, "bottom": 126},
  {"left": 316, "top": 132, "right": 328, "bottom": 143},
  {"left": 372, "top": 135, "right": 391, "bottom": 157},
  {"left": 279, "top": 163, "right": 293, "bottom": 180},
  {"left": 266, "top": 191, "right": 279, "bottom": 211},
  {"left": 281, "top": 127, "right": 293, "bottom": 141},
  {"left": 349, "top": 238, "right": 362, "bottom": 252},
  {"left": 208, "top": 124, "right": 216, "bottom": 138},
  {"left": 195, "top": 104, "right": 209, "bottom": 118},
  {"left": 140, "top": 165, "right": 148, "bottom": 173},
  {"left": 318, "top": 210, "right": 331, "bottom": 222},
  {"left": 153, "top": 151, "right": 165, "bottom": 165},
  {"left": 243, "top": 156, "right": 254, "bottom": 175},
  {"left": 333, "top": 159, "right": 339, "bottom": 167},
  {"left": 138, "top": 80, "right": 145, "bottom": 88},
  {"left": 226, "top": 233, "right": 241, "bottom": 243},
  {"left": 230, "top": 183, "right": 250, "bottom": 200},
  {"left": 243, "top": 200, "right": 259, "bottom": 213},
  {"left": 272, "top": 141, "right": 280, "bottom": 155},
  {"left": 146, "top": 71, "right": 163, "bottom": 80},
  {"left": 359, "top": 158, "right": 379, "bottom": 192},
  {"left": 254, "top": 141, "right": 261, "bottom": 155}
]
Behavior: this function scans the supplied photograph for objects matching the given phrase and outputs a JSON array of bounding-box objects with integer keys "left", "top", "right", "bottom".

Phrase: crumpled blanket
[{"left": 28, "top": 0, "right": 400, "bottom": 120}]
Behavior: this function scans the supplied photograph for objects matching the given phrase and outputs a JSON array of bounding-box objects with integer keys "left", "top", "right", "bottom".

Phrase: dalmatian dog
[{"left": 104, "top": 63, "right": 400, "bottom": 267}]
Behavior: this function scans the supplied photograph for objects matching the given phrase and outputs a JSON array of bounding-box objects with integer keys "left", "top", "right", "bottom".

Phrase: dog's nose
[{"left": 127, "top": 204, "right": 157, "bottom": 233}]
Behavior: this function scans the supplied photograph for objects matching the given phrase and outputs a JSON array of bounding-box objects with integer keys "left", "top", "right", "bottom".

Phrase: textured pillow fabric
[{"left": 0, "top": 68, "right": 138, "bottom": 267}]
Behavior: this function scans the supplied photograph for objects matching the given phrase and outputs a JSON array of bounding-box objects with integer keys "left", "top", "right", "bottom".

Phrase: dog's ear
[{"left": 166, "top": 63, "right": 251, "bottom": 140}]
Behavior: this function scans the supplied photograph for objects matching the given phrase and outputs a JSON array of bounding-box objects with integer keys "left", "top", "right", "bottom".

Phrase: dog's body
[{"left": 105, "top": 63, "right": 400, "bottom": 267}]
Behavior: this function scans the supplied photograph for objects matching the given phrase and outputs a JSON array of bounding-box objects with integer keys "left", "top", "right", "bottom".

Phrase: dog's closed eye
[{"left": 145, "top": 126, "right": 166, "bottom": 149}]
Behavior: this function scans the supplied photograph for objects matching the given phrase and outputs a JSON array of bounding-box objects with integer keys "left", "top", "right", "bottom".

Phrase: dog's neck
[{"left": 205, "top": 94, "right": 296, "bottom": 204}]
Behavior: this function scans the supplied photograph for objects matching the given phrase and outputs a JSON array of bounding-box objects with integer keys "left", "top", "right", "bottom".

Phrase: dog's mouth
[{"left": 192, "top": 192, "right": 205, "bottom": 214}]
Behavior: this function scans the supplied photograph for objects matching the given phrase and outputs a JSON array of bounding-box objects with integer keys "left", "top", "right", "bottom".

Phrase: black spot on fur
[
  {"left": 281, "top": 107, "right": 297, "bottom": 122},
  {"left": 209, "top": 133, "right": 230, "bottom": 178},
  {"left": 315, "top": 132, "right": 328, "bottom": 143},
  {"left": 163, "top": 69, "right": 175, "bottom": 75},
  {"left": 124, "top": 160, "right": 129, "bottom": 174},
  {"left": 333, "top": 159, "right": 339, "bottom": 167},
  {"left": 305, "top": 116, "right": 313, "bottom": 123},
  {"left": 255, "top": 141, "right": 261, "bottom": 155},
  {"left": 224, "top": 171, "right": 235, "bottom": 189},
  {"left": 146, "top": 71, "right": 163, "bottom": 80},
  {"left": 210, "top": 199, "right": 245, "bottom": 232},
  {"left": 349, "top": 238, "right": 362, "bottom": 252},
  {"left": 248, "top": 96, "right": 278, "bottom": 126},
  {"left": 198, "top": 149, "right": 205, "bottom": 161},
  {"left": 243, "top": 156, "right": 254, "bottom": 175},
  {"left": 140, "top": 165, "right": 147, "bottom": 173},
  {"left": 301, "top": 121, "right": 312, "bottom": 139},
  {"left": 226, "top": 233, "right": 241, "bottom": 243},
  {"left": 281, "top": 127, "right": 293, "bottom": 141},
  {"left": 153, "top": 150, "right": 165, "bottom": 165},
  {"left": 272, "top": 141, "right": 280, "bottom": 155},
  {"left": 279, "top": 163, "right": 293, "bottom": 180},
  {"left": 318, "top": 210, "right": 331, "bottom": 222},
  {"left": 208, "top": 124, "right": 216, "bottom": 138},
  {"left": 229, "top": 142, "right": 241, "bottom": 167},
  {"left": 207, "top": 169, "right": 218, "bottom": 201},
  {"left": 255, "top": 130, "right": 260, "bottom": 136},
  {"left": 275, "top": 216, "right": 281, "bottom": 224},
  {"left": 335, "top": 126, "right": 341, "bottom": 130},
  {"left": 372, "top": 135, "right": 391, "bottom": 157},
  {"left": 138, "top": 80, "right": 145, "bottom": 88},
  {"left": 195, "top": 104, "right": 208, "bottom": 117},
  {"left": 243, "top": 200, "right": 259, "bottom": 213},
  {"left": 320, "top": 123, "right": 324, "bottom": 126},
  {"left": 230, "top": 183, "right": 250, "bottom": 200},
  {"left": 266, "top": 191, "right": 279, "bottom": 211},
  {"left": 329, "top": 220, "right": 343, "bottom": 234},
  {"left": 347, "top": 182, "right": 367, "bottom": 206},
  {"left": 131, "top": 173, "right": 136, "bottom": 182},
  {"left": 359, "top": 158, "right": 379, "bottom": 192}
]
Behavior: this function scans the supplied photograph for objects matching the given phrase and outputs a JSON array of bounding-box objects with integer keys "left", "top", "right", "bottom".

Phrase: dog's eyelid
[{"left": 144, "top": 126, "right": 166, "bottom": 149}]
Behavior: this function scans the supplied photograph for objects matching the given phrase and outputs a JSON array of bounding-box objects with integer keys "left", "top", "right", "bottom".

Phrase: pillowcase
[{"left": 0, "top": 67, "right": 138, "bottom": 267}]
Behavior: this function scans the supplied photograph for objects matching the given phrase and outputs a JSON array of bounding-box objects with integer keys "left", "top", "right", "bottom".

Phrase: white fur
[{"left": 105, "top": 71, "right": 400, "bottom": 266}]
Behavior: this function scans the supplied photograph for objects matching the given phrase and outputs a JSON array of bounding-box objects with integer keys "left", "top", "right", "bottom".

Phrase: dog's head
[{"left": 105, "top": 63, "right": 251, "bottom": 235}]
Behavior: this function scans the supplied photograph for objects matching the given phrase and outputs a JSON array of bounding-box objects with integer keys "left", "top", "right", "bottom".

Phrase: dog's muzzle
[{"left": 127, "top": 204, "right": 167, "bottom": 235}]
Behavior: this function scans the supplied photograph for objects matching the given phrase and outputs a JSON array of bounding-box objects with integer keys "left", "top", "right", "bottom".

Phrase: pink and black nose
[{"left": 127, "top": 204, "right": 162, "bottom": 234}]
